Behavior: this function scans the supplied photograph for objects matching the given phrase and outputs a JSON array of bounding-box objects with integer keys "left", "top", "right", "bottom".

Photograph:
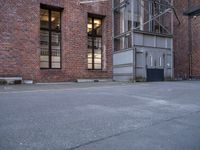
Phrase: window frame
[
  {"left": 87, "top": 14, "right": 104, "bottom": 70},
  {"left": 40, "top": 4, "right": 63, "bottom": 69}
]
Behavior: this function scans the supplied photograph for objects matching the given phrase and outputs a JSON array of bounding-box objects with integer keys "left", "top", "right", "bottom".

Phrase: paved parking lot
[{"left": 0, "top": 81, "right": 200, "bottom": 150}]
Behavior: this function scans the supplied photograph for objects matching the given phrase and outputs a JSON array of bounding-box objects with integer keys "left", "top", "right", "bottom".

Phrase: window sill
[
  {"left": 87, "top": 69, "right": 107, "bottom": 72},
  {"left": 40, "top": 68, "right": 62, "bottom": 70}
]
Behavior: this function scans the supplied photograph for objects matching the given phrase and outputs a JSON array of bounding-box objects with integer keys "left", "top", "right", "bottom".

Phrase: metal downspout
[{"left": 188, "top": 0, "right": 193, "bottom": 79}]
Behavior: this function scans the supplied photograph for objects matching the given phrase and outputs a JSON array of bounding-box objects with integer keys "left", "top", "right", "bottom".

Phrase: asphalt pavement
[{"left": 0, "top": 81, "right": 200, "bottom": 150}]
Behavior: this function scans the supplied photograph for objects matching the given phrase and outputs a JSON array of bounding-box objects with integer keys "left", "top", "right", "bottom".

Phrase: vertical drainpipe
[
  {"left": 131, "top": 0, "right": 136, "bottom": 82},
  {"left": 171, "top": 0, "right": 174, "bottom": 79},
  {"left": 112, "top": 0, "right": 114, "bottom": 81},
  {"left": 188, "top": 0, "right": 193, "bottom": 79}
]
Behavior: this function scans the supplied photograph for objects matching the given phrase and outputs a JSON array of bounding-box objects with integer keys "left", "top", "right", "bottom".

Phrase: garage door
[{"left": 147, "top": 69, "right": 164, "bottom": 82}]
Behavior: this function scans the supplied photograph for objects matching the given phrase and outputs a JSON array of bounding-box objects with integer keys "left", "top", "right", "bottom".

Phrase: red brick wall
[
  {"left": 174, "top": 0, "right": 200, "bottom": 79},
  {"left": 190, "top": 0, "right": 200, "bottom": 77},
  {"left": 0, "top": 0, "right": 113, "bottom": 82}
]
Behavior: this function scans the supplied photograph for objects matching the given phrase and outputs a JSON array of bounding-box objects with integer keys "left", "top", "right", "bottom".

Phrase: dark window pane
[
  {"left": 87, "top": 16, "right": 102, "bottom": 70},
  {"left": 88, "top": 37, "right": 93, "bottom": 48},
  {"left": 88, "top": 17, "right": 92, "bottom": 24},
  {"left": 94, "top": 37, "right": 102, "bottom": 48},
  {"left": 51, "top": 11, "right": 61, "bottom": 30},
  {"left": 40, "top": 7, "right": 62, "bottom": 69},
  {"left": 40, "top": 30, "right": 49, "bottom": 68},
  {"left": 51, "top": 32, "right": 61, "bottom": 68},
  {"left": 40, "top": 9, "right": 49, "bottom": 29}
]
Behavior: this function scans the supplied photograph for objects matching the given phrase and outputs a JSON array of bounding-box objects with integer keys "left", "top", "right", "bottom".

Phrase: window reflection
[
  {"left": 87, "top": 16, "right": 103, "bottom": 70},
  {"left": 94, "top": 19, "right": 102, "bottom": 36},
  {"left": 40, "top": 9, "right": 49, "bottom": 29},
  {"left": 51, "top": 11, "right": 61, "bottom": 30},
  {"left": 40, "top": 7, "right": 62, "bottom": 69}
]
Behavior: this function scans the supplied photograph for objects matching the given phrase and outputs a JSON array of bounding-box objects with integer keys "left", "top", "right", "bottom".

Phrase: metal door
[{"left": 147, "top": 69, "right": 164, "bottom": 82}]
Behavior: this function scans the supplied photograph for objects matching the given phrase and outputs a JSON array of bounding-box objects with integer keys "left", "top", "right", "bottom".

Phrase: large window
[
  {"left": 87, "top": 15, "right": 103, "bottom": 70},
  {"left": 40, "top": 5, "right": 62, "bottom": 69}
]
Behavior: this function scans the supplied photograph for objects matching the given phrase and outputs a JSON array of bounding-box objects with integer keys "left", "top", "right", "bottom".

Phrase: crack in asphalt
[{"left": 65, "top": 110, "right": 200, "bottom": 150}]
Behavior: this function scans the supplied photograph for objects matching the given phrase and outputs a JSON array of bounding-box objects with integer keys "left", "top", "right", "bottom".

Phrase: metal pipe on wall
[{"left": 188, "top": 0, "right": 193, "bottom": 79}]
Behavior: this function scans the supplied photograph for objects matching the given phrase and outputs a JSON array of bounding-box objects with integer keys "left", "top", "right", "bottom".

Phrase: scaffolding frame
[
  {"left": 113, "top": 0, "right": 180, "bottom": 39},
  {"left": 79, "top": 0, "right": 180, "bottom": 34}
]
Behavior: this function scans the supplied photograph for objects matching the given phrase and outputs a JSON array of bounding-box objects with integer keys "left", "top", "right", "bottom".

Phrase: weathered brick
[
  {"left": 0, "top": 0, "right": 112, "bottom": 82},
  {"left": 174, "top": 0, "right": 200, "bottom": 79}
]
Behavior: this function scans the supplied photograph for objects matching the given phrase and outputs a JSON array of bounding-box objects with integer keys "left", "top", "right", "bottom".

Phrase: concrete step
[
  {"left": 0, "top": 77, "right": 22, "bottom": 85},
  {"left": 77, "top": 79, "right": 112, "bottom": 83}
]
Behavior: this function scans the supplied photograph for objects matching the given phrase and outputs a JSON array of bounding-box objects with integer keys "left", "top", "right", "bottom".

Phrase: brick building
[
  {"left": 174, "top": 0, "right": 200, "bottom": 79},
  {"left": 0, "top": 0, "right": 112, "bottom": 83}
]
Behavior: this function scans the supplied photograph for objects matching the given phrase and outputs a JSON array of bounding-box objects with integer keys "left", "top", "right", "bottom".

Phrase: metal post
[
  {"left": 132, "top": 0, "right": 136, "bottom": 82},
  {"left": 112, "top": 0, "right": 114, "bottom": 81},
  {"left": 188, "top": 0, "right": 193, "bottom": 79},
  {"left": 171, "top": 0, "right": 174, "bottom": 79}
]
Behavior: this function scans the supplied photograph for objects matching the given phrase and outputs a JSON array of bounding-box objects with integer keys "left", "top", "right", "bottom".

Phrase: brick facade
[
  {"left": 0, "top": 0, "right": 112, "bottom": 82},
  {"left": 174, "top": 0, "right": 200, "bottom": 79}
]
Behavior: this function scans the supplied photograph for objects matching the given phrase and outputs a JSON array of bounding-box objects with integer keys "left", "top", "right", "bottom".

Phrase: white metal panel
[
  {"left": 136, "top": 53, "right": 144, "bottom": 67},
  {"left": 166, "top": 54, "right": 172, "bottom": 68},
  {"left": 156, "top": 37, "right": 166, "bottom": 48},
  {"left": 113, "top": 67, "right": 133, "bottom": 74},
  {"left": 134, "top": 33, "right": 143, "bottom": 45},
  {"left": 166, "top": 38, "right": 172, "bottom": 49},
  {"left": 143, "top": 35, "right": 155, "bottom": 47},
  {"left": 136, "top": 68, "right": 144, "bottom": 77},
  {"left": 113, "top": 75, "right": 133, "bottom": 81},
  {"left": 113, "top": 50, "right": 133, "bottom": 65}
]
